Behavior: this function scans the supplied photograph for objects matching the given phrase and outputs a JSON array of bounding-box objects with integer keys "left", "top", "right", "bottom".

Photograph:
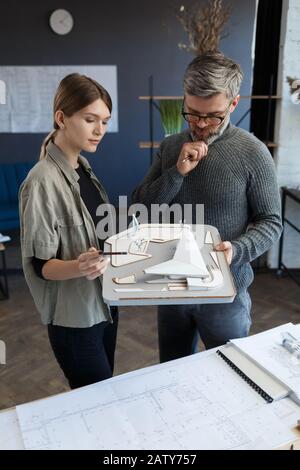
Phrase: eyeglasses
[{"left": 181, "top": 101, "right": 232, "bottom": 126}]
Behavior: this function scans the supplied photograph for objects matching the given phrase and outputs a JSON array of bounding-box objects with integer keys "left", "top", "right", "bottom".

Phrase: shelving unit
[
  {"left": 277, "top": 187, "right": 300, "bottom": 287},
  {"left": 139, "top": 77, "right": 281, "bottom": 163}
]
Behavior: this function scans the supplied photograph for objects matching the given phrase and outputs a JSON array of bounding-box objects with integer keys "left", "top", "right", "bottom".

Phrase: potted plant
[{"left": 158, "top": 99, "right": 183, "bottom": 136}]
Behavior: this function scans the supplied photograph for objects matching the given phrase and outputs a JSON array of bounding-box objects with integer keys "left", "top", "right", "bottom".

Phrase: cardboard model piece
[
  {"left": 106, "top": 219, "right": 223, "bottom": 291},
  {"left": 144, "top": 227, "right": 223, "bottom": 290}
]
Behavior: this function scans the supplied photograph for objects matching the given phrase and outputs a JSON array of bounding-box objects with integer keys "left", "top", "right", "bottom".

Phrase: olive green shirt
[{"left": 19, "top": 141, "right": 112, "bottom": 327}]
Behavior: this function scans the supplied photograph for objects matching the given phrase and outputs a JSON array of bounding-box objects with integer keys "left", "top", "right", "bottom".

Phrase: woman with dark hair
[{"left": 19, "top": 73, "right": 118, "bottom": 389}]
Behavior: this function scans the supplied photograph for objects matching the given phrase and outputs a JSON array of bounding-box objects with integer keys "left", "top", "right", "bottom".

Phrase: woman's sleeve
[{"left": 19, "top": 180, "right": 60, "bottom": 259}]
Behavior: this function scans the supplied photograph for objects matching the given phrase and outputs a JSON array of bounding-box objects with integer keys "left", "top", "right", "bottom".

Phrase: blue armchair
[{"left": 0, "top": 162, "right": 35, "bottom": 231}]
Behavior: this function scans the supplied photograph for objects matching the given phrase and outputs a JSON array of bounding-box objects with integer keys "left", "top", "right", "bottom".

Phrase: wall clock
[{"left": 49, "top": 9, "right": 74, "bottom": 35}]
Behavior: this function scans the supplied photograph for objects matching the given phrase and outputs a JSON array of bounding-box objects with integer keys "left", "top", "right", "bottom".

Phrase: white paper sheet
[
  {"left": 0, "top": 409, "right": 24, "bottom": 450},
  {"left": 0, "top": 66, "right": 118, "bottom": 133},
  {"left": 16, "top": 350, "right": 298, "bottom": 450}
]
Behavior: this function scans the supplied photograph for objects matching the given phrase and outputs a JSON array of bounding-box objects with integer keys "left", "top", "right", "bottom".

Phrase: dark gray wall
[{"left": 0, "top": 0, "right": 256, "bottom": 204}]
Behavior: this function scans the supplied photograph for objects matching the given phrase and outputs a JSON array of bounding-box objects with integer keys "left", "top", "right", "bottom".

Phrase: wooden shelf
[
  {"left": 243, "top": 95, "right": 281, "bottom": 100},
  {"left": 139, "top": 96, "right": 183, "bottom": 100},
  {"left": 139, "top": 95, "right": 282, "bottom": 100},
  {"left": 139, "top": 141, "right": 278, "bottom": 149},
  {"left": 139, "top": 141, "right": 160, "bottom": 149},
  {"left": 263, "top": 141, "right": 278, "bottom": 148}
]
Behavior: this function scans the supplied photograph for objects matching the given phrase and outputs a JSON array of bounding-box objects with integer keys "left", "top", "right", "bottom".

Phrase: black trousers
[{"left": 48, "top": 307, "right": 118, "bottom": 389}]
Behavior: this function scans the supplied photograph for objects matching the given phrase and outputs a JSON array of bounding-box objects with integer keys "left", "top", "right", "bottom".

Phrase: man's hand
[
  {"left": 176, "top": 141, "right": 208, "bottom": 176},
  {"left": 78, "top": 247, "right": 110, "bottom": 280},
  {"left": 215, "top": 241, "right": 233, "bottom": 265}
]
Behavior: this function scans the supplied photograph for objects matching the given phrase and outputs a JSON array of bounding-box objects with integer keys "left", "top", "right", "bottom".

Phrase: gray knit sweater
[{"left": 132, "top": 123, "right": 282, "bottom": 291}]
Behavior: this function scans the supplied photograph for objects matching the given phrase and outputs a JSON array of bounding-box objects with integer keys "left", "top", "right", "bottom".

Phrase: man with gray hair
[{"left": 132, "top": 52, "right": 282, "bottom": 363}]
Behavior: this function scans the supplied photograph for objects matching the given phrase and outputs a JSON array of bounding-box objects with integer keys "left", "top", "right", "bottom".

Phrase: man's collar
[{"left": 189, "top": 120, "right": 232, "bottom": 145}]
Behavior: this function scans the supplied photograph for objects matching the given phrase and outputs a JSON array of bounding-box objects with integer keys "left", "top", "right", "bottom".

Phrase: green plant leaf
[{"left": 158, "top": 99, "right": 183, "bottom": 135}]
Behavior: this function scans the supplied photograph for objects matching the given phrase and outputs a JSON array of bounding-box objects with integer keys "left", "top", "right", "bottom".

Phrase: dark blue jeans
[
  {"left": 157, "top": 290, "right": 251, "bottom": 363},
  {"left": 48, "top": 307, "right": 118, "bottom": 389}
]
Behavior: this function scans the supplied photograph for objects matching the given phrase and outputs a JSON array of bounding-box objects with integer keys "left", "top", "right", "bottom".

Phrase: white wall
[{"left": 268, "top": 0, "right": 300, "bottom": 269}]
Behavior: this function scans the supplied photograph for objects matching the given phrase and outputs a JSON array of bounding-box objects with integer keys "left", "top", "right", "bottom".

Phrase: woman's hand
[{"left": 78, "top": 247, "right": 110, "bottom": 280}]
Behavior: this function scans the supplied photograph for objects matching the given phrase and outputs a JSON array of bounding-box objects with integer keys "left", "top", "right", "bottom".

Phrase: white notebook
[
  {"left": 217, "top": 344, "right": 289, "bottom": 402},
  {"left": 229, "top": 323, "right": 300, "bottom": 404}
]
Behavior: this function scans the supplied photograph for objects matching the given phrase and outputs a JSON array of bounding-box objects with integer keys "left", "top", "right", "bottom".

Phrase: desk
[
  {"left": 277, "top": 187, "right": 300, "bottom": 287},
  {"left": 1, "top": 346, "right": 300, "bottom": 450},
  {"left": 0, "top": 243, "right": 9, "bottom": 299}
]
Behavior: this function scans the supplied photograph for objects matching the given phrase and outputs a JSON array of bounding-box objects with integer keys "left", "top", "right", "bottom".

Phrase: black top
[
  {"left": 75, "top": 164, "right": 105, "bottom": 230},
  {"left": 32, "top": 164, "right": 105, "bottom": 279}
]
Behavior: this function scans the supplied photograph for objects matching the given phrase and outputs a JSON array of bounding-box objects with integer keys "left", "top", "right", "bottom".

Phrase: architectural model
[{"left": 105, "top": 218, "right": 224, "bottom": 291}]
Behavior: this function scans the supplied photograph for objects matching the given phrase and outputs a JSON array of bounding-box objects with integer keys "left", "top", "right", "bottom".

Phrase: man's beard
[{"left": 190, "top": 113, "right": 230, "bottom": 144}]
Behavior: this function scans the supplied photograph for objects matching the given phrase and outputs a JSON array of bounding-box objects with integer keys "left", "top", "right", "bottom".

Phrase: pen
[
  {"left": 99, "top": 251, "right": 128, "bottom": 255},
  {"left": 181, "top": 136, "right": 211, "bottom": 163}
]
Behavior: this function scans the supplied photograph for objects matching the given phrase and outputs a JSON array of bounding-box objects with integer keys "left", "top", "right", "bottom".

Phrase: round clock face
[{"left": 49, "top": 9, "right": 74, "bottom": 35}]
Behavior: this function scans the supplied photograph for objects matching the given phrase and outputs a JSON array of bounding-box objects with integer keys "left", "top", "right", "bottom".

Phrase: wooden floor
[{"left": 0, "top": 240, "right": 299, "bottom": 410}]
